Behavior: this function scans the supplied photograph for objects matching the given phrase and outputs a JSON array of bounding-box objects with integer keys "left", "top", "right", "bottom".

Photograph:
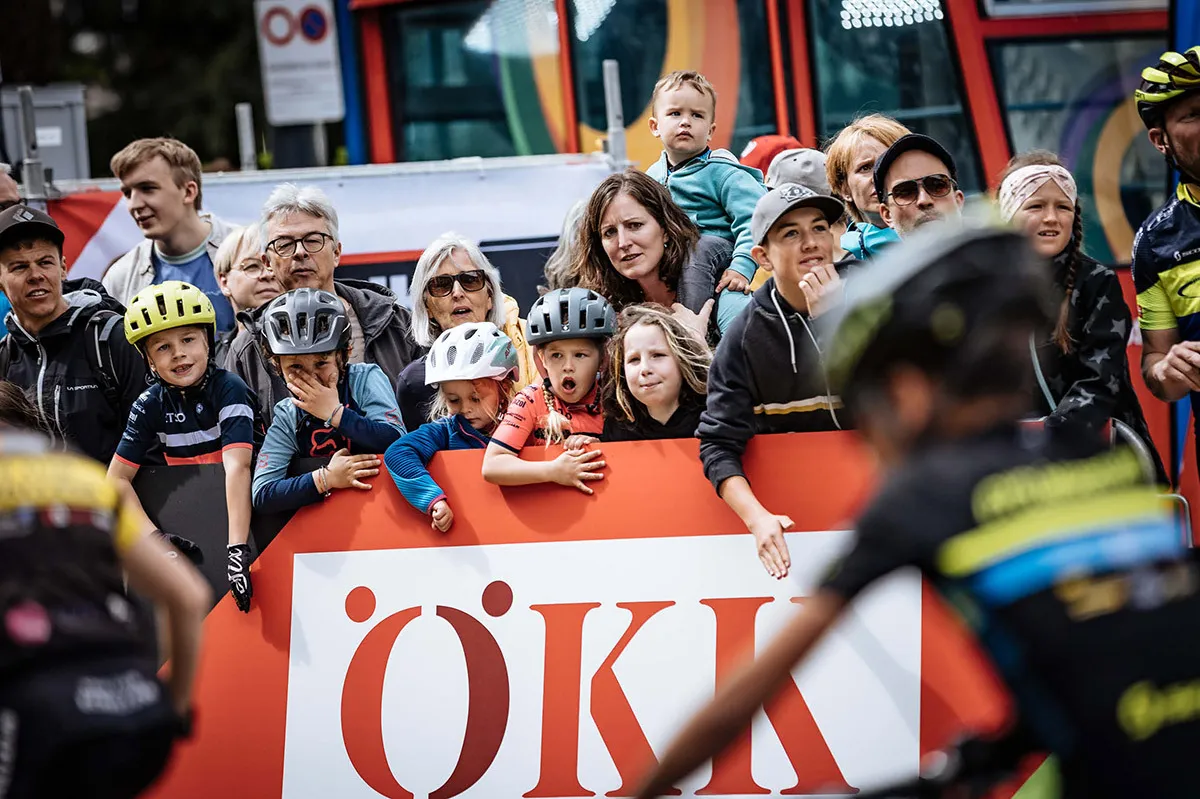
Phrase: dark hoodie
[
  {"left": 1032, "top": 252, "right": 1168, "bottom": 483},
  {"left": 229, "top": 278, "right": 422, "bottom": 424},
  {"left": 698, "top": 277, "right": 845, "bottom": 493},
  {"left": 1, "top": 278, "right": 149, "bottom": 463}
]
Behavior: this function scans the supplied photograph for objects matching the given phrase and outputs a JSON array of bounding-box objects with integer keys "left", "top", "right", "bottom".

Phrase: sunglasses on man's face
[
  {"left": 888, "top": 174, "right": 956, "bottom": 206},
  {"left": 426, "top": 269, "right": 487, "bottom": 298}
]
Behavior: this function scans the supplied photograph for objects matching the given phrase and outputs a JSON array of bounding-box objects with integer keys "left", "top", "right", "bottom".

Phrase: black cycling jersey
[
  {"left": 0, "top": 432, "right": 149, "bottom": 679},
  {"left": 823, "top": 424, "right": 1200, "bottom": 799}
]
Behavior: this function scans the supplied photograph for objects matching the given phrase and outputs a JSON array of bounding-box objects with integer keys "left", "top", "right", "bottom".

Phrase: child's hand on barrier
[
  {"left": 550, "top": 447, "right": 606, "bottom": 495},
  {"left": 716, "top": 268, "right": 752, "bottom": 294},
  {"left": 288, "top": 370, "right": 342, "bottom": 424},
  {"left": 799, "top": 264, "right": 843, "bottom": 319},
  {"left": 326, "top": 449, "right": 381, "bottom": 490},
  {"left": 563, "top": 434, "right": 596, "bottom": 451},
  {"left": 430, "top": 499, "right": 454, "bottom": 532},
  {"left": 747, "top": 511, "right": 794, "bottom": 579}
]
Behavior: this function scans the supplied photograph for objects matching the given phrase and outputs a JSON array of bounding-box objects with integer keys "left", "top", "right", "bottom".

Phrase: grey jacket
[
  {"left": 101, "top": 212, "right": 237, "bottom": 305},
  {"left": 229, "top": 278, "right": 422, "bottom": 424}
]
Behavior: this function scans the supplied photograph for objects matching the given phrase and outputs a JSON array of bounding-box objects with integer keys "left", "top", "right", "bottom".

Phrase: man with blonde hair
[
  {"left": 104, "top": 138, "right": 236, "bottom": 332},
  {"left": 824, "top": 113, "right": 910, "bottom": 260}
]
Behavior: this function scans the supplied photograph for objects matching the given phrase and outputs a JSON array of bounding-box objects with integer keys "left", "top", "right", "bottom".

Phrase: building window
[
  {"left": 989, "top": 37, "right": 1168, "bottom": 263},
  {"left": 807, "top": 0, "right": 983, "bottom": 193},
  {"left": 982, "top": 0, "right": 1166, "bottom": 18},
  {"left": 382, "top": 1, "right": 566, "bottom": 162}
]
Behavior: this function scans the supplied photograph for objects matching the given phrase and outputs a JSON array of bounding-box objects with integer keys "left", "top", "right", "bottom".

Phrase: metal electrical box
[{"left": 1, "top": 84, "right": 90, "bottom": 181}]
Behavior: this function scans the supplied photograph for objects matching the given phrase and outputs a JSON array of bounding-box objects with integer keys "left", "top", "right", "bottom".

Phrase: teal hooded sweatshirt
[{"left": 646, "top": 148, "right": 767, "bottom": 283}]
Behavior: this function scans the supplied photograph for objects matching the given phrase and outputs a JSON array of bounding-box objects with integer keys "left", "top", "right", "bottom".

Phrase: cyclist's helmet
[
  {"left": 526, "top": 288, "right": 616, "bottom": 346},
  {"left": 124, "top": 280, "right": 217, "bottom": 350},
  {"left": 261, "top": 288, "right": 350, "bottom": 355},
  {"left": 1135, "top": 46, "right": 1200, "bottom": 129},
  {"left": 425, "top": 322, "right": 519, "bottom": 385},
  {"left": 822, "top": 220, "right": 1053, "bottom": 419}
]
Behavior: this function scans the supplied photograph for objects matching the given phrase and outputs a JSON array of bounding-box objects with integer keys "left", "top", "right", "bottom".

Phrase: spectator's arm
[
  {"left": 1141, "top": 327, "right": 1200, "bottom": 401},
  {"left": 252, "top": 404, "right": 322, "bottom": 513},
  {"left": 383, "top": 422, "right": 450, "bottom": 513},
  {"left": 718, "top": 169, "right": 768, "bottom": 281},
  {"left": 338, "top": 364, "right": 406, "bottom": 452},
  {"left": 697, "top": 325, "right": 757, "bottom": 493},
  {"left": 222, "top": 447, "right": 253, "bottom": 547},
  {"left": 106, "top": 456, "right": 154, "bottom": 532}
]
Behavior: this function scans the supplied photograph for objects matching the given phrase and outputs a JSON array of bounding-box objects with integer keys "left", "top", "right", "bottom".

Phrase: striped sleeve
[{"left": 216, "top": 372, "right": 257, "bottom": 450}]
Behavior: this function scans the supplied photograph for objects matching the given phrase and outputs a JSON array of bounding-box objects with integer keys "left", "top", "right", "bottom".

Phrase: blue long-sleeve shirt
[
  {"left": 252, "top": 362, "right": 405, "bottom": 513},
  {"left": 384, "top": 415, "right": 490, "bottom": 514}
]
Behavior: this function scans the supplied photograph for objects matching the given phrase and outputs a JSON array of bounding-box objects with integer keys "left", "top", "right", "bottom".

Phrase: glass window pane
[
  {"left": 983, "top": 0, "right": 1165, "bottom": 17},
  {"left": 383, "top": 0, "right": 568, "bottom": 162},
  {"left": 808, "top": 0, "right": 983, "bottom": 193},
  {"left": 569, "top": 0, "right": 777, "bottom": 167},
  {"left": 989, "top": 37, "right": 1168, "bottom": 263}
]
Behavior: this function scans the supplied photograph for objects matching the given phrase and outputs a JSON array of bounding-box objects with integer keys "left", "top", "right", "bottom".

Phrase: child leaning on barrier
[
  {"left": 481, "top": 288, "right": 614, "bottom": 494},
  {"left": 107, "top": 281, "right": 262, "bottom": 612},
  {"left": 645, "top": 70, "right": 767, "bottom": 332},
  {"left": 252, "top": 288, "right": 405, "bottom": 515},
  {"left": 384, "top": 323, "right": 519, "bottom": 532}
]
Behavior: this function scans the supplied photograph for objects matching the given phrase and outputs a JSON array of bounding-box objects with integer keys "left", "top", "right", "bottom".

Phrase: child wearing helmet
[
  {"left": 108, "top": 280, "right": 262, "bottom": 612},
  {"left": 252, "top": 288, "right": 405, "bottom": 516},
  {"left": 482, "top": 288, "right": 614, "bottom": 494},
  {"left": 384, "top": 322, "right": 519, "bottom": 531}
]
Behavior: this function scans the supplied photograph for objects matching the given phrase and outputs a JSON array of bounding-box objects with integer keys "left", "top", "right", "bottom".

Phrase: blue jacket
[
  {"left": 252, "top": 362, "right": 405, "bottom": 513},
  {"left": 842, "top": 221, "right": 900, "bottom": 261},
  {"left": 646, "top": 148, "right": 766, "bottom": 283},
  {"left": 384, "top": 415, "right": 490, "bottom": 514}
]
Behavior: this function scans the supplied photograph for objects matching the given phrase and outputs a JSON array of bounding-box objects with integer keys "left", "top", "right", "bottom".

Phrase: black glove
[
  {"left": 155, "top": 530, "right": 204, "bottom": 566},
  {"left": 227, "top": 543, "right": 253, "bottom": 613}
]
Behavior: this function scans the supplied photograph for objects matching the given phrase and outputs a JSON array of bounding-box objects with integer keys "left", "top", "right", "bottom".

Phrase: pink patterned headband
[{"left": 998, "top": 164, "right": 1077, "bottom": 221}]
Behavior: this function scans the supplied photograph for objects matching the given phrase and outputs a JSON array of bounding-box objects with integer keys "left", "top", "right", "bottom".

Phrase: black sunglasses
[
  {"left": 887, "top": 174, "right": 956, "bottom": 206},
  {"left": 426, "top": 269, "right": 487, "bottom": 298}
]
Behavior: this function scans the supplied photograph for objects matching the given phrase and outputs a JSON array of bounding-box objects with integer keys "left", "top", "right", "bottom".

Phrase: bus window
[
  {"left": 988, "top": 37, "right": 1169, "bottom": 263},
  {"left": 807, "top": 0, "right": 984, "bottom": 194},
  {"left": 382, "top": 1, "right": 568, "bottom": 162},
  {"left": 569, "top": 0, "right": 779, "bottom": 168}
]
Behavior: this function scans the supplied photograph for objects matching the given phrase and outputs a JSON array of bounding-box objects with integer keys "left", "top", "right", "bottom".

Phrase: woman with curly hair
[{"left": 574, "top": 169, "right": 727, "bottom": 342}]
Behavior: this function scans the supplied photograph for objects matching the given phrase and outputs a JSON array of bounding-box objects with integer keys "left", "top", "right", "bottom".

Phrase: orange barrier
[{"left": 145, "top": 432, "right": 1017, "bottom": 798}]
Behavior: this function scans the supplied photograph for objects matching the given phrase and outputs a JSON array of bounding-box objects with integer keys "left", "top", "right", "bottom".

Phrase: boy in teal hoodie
[{"left": 646, "top": 71, "right": 766, "bottom": 332}]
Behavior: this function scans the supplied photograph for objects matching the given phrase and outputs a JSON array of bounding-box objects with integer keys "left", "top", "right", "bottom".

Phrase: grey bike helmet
[
  {"left": 526, "top": 287, "right": 616, "bottom": 346},
  {"left": 262, "top": 288, "right": 350, "bottom": 355}
]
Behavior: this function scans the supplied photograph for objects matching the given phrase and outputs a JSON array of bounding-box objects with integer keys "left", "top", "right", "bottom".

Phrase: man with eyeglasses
[
  {"left": 228, "top": 183, "right": 420, "bottom": 424},
  {"left": 873, "top": 134, "right": 965, "bottom": 238}
]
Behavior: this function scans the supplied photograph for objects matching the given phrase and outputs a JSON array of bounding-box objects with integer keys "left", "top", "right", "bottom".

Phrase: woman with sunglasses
[
  {"left": 575, "top": 169, "right": 724, "bottom": 343},
  {"left": 999, "top": 150, "right": 1167, "bottom": 484},
  {"left": 396, "top": 233, "right": 536, "bottom": 431}
]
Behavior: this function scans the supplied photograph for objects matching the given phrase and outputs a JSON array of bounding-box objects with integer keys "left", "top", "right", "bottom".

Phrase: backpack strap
[{"left": 85, "top": 312, "right": 125, "bottom": 412}]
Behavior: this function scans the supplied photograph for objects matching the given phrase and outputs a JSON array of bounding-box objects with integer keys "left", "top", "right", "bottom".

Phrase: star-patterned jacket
[{"left": 1032, "top": 251, "right": 1167, "bottom": 483}]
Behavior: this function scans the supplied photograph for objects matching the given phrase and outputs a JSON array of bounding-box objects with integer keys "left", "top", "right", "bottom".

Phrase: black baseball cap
[
  {"left": 0, "top": 205, "right": 64, "bottom": 251},
  {"left": 873, "top": 134, "right": 958, "bottom": 204}
]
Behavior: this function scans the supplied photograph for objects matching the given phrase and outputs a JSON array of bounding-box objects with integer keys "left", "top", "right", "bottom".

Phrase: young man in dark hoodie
[
  {"left": 698, "top": 183, "right": 848, "bottom": 580},
  {"left": 228, "top": 183, "right": 421, "bottom": 424},
  {"left": 0, "top": 205, "right": 149, "bottom": 464}
]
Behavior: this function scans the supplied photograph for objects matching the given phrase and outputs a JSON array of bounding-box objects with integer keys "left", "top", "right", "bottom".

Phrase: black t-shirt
[
  {"left": 823, "top": 424, "right": 1200, "bottom": 799},
  {"left": 601, "top": 400, "right": 703, "bottom": 442}
]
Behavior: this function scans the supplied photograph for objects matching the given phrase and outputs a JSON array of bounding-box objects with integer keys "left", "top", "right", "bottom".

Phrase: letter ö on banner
[{"left": 339, "top": 582, "right": 513, "bottom": 799}]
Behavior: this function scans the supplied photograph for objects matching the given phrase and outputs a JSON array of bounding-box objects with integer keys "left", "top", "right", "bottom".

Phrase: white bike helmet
[{"left": 425, "top": 322, "right": 519, "bottom": 385}]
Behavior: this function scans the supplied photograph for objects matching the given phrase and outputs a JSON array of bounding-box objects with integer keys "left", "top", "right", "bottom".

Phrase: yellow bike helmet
[
  {"left": 124, "top": 280, "right": 217, "bottom": 349},
  {"left": 1135, "top": 46, "right": 1200, "bottom": 129}
]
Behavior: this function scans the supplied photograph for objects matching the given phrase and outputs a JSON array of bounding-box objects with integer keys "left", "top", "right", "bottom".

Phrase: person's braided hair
[{"left": 997, "top": 149, "right": 1081, "bottom": 353}]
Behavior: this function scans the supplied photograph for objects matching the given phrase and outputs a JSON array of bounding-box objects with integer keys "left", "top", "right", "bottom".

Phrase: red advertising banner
[{"left": 144, "top": 432, "right": 1021, "bottom": 798}]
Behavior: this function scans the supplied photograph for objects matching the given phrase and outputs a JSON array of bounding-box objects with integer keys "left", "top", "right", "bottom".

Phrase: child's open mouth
[{"left": 561, "top": 377, "right": 577, "bottom": 393}]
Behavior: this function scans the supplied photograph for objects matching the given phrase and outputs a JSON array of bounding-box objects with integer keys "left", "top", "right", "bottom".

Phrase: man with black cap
[
  {"left": 699, "top": 183, "right": 849, "bottom": 581},
  {"left": 0, "top": 204, "right": 148, "bottom": 462},
  {"left": 874, "top": 133, "right": 965, "bottom": 237}
]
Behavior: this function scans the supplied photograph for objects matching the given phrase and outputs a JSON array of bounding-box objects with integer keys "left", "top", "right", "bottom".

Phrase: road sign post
[{"left": 254, "top": 0, "right": 345, "bottom": 127}]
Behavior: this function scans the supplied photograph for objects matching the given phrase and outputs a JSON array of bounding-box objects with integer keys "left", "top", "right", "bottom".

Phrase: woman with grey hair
[{"left": 396, "top": 232, "right": 535, "bottom": 429}]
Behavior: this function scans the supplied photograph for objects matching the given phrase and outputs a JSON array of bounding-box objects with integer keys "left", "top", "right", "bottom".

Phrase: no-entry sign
[{"left": 255, "top": 0, "right": 345, "bottom": 126}]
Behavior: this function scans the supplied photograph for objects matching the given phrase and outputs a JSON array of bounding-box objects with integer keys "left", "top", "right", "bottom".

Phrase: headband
[{"left": 998, "top": 164, "right": 1077, "bottom": 221}]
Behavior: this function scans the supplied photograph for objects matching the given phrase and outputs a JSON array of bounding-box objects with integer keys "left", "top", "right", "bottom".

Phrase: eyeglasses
[
  {"left": 425, "top": 269, "right": 487, "bottom": 298},
  {"left": 267, "top": 232, "right": 334, "bottom": 258},
  {"left": 887, "top": 174, "right": 956, "bottom": 206},
  {"left": 0, "top": 199, "right": 25, "bottom": 213},
  {"left": 234, "top": 261, "right": 274, "bottom": 279}
]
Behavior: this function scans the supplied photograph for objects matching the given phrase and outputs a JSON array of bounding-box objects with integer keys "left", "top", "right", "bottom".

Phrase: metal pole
[
  {"left": 602, "top": 59, "right": 627, "bottom": 171},
  {"left": 235, "top": 103, "right": 258, "bottom": 171},
  {"left": 312, "top": 122, "right": 328, "bottom": 168},
  {"left": 17, "top": 86, "right": 47, "bottom": 208}
]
